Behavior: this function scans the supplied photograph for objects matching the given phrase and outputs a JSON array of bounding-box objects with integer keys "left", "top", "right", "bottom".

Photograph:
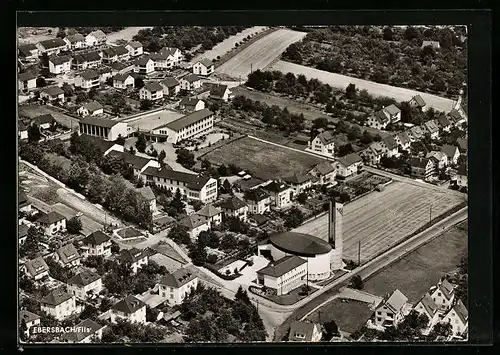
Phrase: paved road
[{"left": 269, "top": 60, "right": 456, "bottom": 113}]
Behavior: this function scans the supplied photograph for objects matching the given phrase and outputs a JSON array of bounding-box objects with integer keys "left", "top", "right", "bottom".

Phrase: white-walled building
[
  {"left": 160, "top": 77, "right": 181, "bottom": 96},
  {"left": 85, "top": 30, "right": 107, "bottom": 47},
  {"left": 18, "top": 43, "right": 39, "bottom": 62},
  {"left": 49, "top": 56, "right": 72, "bottom": 74},
  {"left": 366, "top": 110, "right": 390, "bottom": 130},
  {"left": 308, "top": 162, "right": 336, "bottom": 186},
  {"left": 192, "top": 58, "right": 214, "bottom": 76},
  {"left": 64, "top": 33, "right": 86, "bottom": 49},
  {"left": 19, "top": 310, "right": 41, "bottom": 338},
  {"left": 381, "top": 104, "right": 402, "bottom": 123},
  {"left": 111, "top": 296, "right": 146, "bottom": 324},
  {"left": 308, "top": 130, "right": 335, "bottom": 157},
  {"left": 134, "top": 56, "right": 155, "bottom": 75},
  {"left": 40, "top": 289, "right": 77, "bottom": 321},
  {"left": 243, "top": 188, "right": 271, "bottom": 214},
  {"left": 61, "top": 319, "right": 105, "bottom": 343},
  {"left": 256, "top": 256, "right": 307, "bottom": 296},
  {"left": 180, "top": 214, "right": 211, "bottom": 240},
  {"left": 334, "top": 153, "right": 363, "bottom": 178},
  {"left": 373, "top": 289, "right": 408, "bottom": 328},
  {"left": 413, "top": 293, "right": 440, "bottom": 331},
  {"left": 288, "top": 321, "right": 323, "bottom": 342},
  {"left": 37, "top": 211, "right": 66, "bottom": 236},
  {"left": 209, "top": 83, "right": 232, "bottom": 102},
  {"left": 74, "top": 69, "right": 101, "bottom": 90},
  {"left": 72, "top": 51, "right": 102, "bottom": 71},
  {"left": 179, "top": 97, "right": 205, "bottom": 112},
  {"left": 261, "top": 180, "right": 293, "bottom": 209},
  {"left": 79, "top": 118, "right": 128, "bottom": 141},
  {"left": 441, "top": 299, "right": 468, "bottom": 337},
  {"left": 409, "top": 94, "right": 428, "bottom": 111},
  {"left": 77, "top": 101, "right": 104, "bottom": 117},
  {"left": 441, "top": 145, "right": 461, "bottom": 165},
  {"left": 81, "top": 230, "right": 112, "bottom": 258},
  {"left": 40, "top": 86, "right": 65, "bottom": 102},
  {"left": 152, "top": 108, "right": 214, "bottom": 144},
  {"left": 136, "top": 186, "right": 157, "bottom": 213},
  {"left": 283, "top": 173, "right": 313, "bottom": 196},
  {"left": 23, "top": 257, "right": 49, "bottom": 280},
  {"left": 423, "top": 120, "right": 440, "bottom": 139},
  {"left": 380, "top": 135, "right": 400, "bottom": 158},
  {"left": 158, "top": 268, "right": 199, "bottom": 305},
  {"left": 196, "top": 204, "right": 223, "bottom": 226},
  {"left": 394, "top": 131, "right": 411, "bottom": 151},
  {"left": 429, "top": 279, "right": 456, "bottom": 312},
  {"left": 18, "top": 72, "right": 37, "bottom": 92},
  {"left": 67, "top": 269, "right": 103, "bottom": 300},
  {"left": 179, "top": 74, "right": 202, "bottom": 91},
  {"left": 113, "top": 73, "right": 135, "bottom": 90},
  {"left": 53, "top": 243, "right": 81, "bottom": 268},
  {"left": 126, "top": 41, "right": 143, "bottom": 57},
  {"left": 37, "top": 38, "right": 68, "bottom": 55},
  {"left": 219, "top": 196, "right": 249, "bottom": 222},
  {"left": 139, "top": 81, "right": 164, "bottom": 101},
  {"left": 119, "top": 248, "right": 148, "bottom": 274}
]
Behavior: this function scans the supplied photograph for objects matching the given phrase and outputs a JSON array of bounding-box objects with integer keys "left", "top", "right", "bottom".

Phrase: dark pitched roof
[
  {"left": 19, "top": 223, "right": 29, "bottom": 240},
  {"left": 310, "top": 161, "right": 336, "bottom": 176},
  {"left": 143, "top": 81, "right": 163, "bottom": 92},
  {"left": 150, "top": 51, "right": 170, "bottom": 61},
  {"left": 19, "top": 43, "right": 38, "bottom": 57},
  {"left": 41, "top": 288, "right": 72, "bottom": 306},
  {"left": 73, "top": 51, "right": 102, "bottom": 63},
  {"left": 283, "top": 173, "right": 312, "bottom": 185},
  {"left": 180, "top": 213, "right": 209, "bottom": 229},
  {"left": 39, "top": 38, "right": 67, "bottom": 49},
  {"left": 19, "top": 310, "right": 40, "bottom": 325},
  {"left": 448, "top": 109, "right": 462, "bottom": 121},
  {"left": 120, "top": 248, "right": 148, "bottom": 263},
  {"left": 160, "top": 268, "right": 197, "bottom": 288},
  {"left": 142, "top": 167, "right": 210, "bottom": 190},
  {"left": 65, "top": 33, "right": 85, "bottom": 43},
  {"left": 179, "top": 97, "right": 202, "bottom": 107},
  {"left": 209, "top": 84, "right": 229, "bottom": 99},
  {"left": 109, "top": 61, "right": 130, "bottom": 71},
  {"left": 127, "top": 41, "right": 143, "bottom": 49},
  {"left": 384, "top": 104, "right": 401, "bottom": 116},
  {"left": 439, "top": 278, "right": 455, "bottom": 300},
  {"left": 88, "top": 30, "right": 106, "bottom": 40},
  {"left": 196, "top": 58, "right": 214, "bottom": 67},
  {"left": 37, "top": 211, "right": 65, "bottom": 224},
  {"left": 243, "top": 188, "right": 270, "bottom": 202},
  {"left": 452, "top": 299, "right": 468, "bottom": 324},
  {"left": 83, "top": 230, "right": 111, "bottom": 246},
  {"left": 457, "top": 163, "right": 467, "bottom": 176},
  {"left": 136, "top": 186, "right": 156, "bottom": 201},
  {"left": 160, "top": 47, "right": 180, "bottom": 57},
  {"left": 437, "top": 115, "right": 451, "bottom": 128},
  {"left": 313, "top": 130, "right": 336, "bottom": 145},
  {"left": 106, "top": 150, "right": 152, "bottom": 170},
  {"left": 79, "top": 134, "right": 119, "bottom": 152},
  {"left": 103, "top": 47, "right": 119, "bottom": 57},
  {"left": 417, "top": 293, "right": 438, "bottom": 317},
  {"left": 257, "top": 255, "right": 307, "bottom": 278},
  {"left": 61, "top": 319, "right": 104, "bottom": 342},
  {"left": 80, "top": 69, "right": 100, "bottom": 80},
  {"left": 82, "top": 101, "right": 103, "bottom": 112},
  {"left": 135, "top": 56, "right": 153, "bottom": 66},
  {"left": 383, "top": 289, "right": 408, "bottom": 313},
  {"left": 262, "top": 180, "right": 291, "bottom": 193},
  {"left": 181, "top": 74, "right": 201, "bottom": 83},
  {"left": 43, "top": 86, "right": 64, "bottom": 97},
  {"left": 456, "top": 138, "right": 467, "bottom": 152},
  {"left": 18, "top": 71, "right": 37, "bottom": 82},
  {"left": 288, "top": 321, "right": 320, "bottom": 342},
  {"left": 165, "top": 109, "right": 213, "bottom": 132},
  {"left": 441, "top": 144, "right": 459, "bottom": 159},
  {"left": 337, "top": 152, "right": 363, "bottom": 167},
  {"left": 33, "top": 114, "right": 56, "bottom": 126},
  {"left": 25, "top": 257, "right": 49, "bottom": 277},
  {"left": 197, "top": 204, "right": 222, "bottom": 218},
  {"left": 397, "top": 131, "right": 411, "bottom": 146},
  {"left": 19, "top": 121, "right": 28, "bottom": 131},
  {"left": 161, "top": 77, "right": 180, "bottom": 88},
  {"left": 68, "top": 269, "right": 101, "bottom": 287},
  {"left": 424, "top": 119, "right": 440, "bottom": 133},
  {"left": 113, "top": 73, "right": 134, "bottom": 82},
  {"left": 80, "top": 117, "right": 121, "bottom": 128},
  {"left": 382, "top": 135, "right": 398, "bottom": 150},
  {"left": 56, "top": 244, "right": 80, "bottom": 265},
  {"left": 219, "top": 196, "right": 247, "bottom": 211},
  {"left": 49, "top": 55, "right": 71, "bottom": 65},
  {"left": 411, "top": 95, "right": 426, "bottom": 107},
  {"left": 373, "top": 109, "right": 390, "bottom": 124},
  {"left": 409, "top": 156, "right": 431, "bottom": 169},
  {"left": 112, "top": 295, "right": 146, "bottom": 314},
  {"left": 117, "top": 227, "right": 144, "bottom": 239}
]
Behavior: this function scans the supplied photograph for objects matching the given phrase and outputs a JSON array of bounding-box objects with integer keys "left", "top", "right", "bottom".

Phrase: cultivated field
[
  {"left": 269, "top": 60, "right": 456, "bottom": 113},
  {"left": 18, "top": 27, "right": 58, "bottom": 45},
  {"left": 215, "top": 29, "right": 307, "bottom": 80},
  {"left": 293, "top": 181, "right": 466, "bottom": 263},
  {"left": 105, "top": 27, "right": 153, "bottom": 45},
  {"left": 199, "top": 136, "right": 324, "bottom": 180},
  {"left": 124, "top": 108, "right": 184, "bottom": 132},
  {"left": 19, "top": 105, "right": 79, "bottom": 131},
  {"left": 231, "top": 86, "right": 333, "bottom": 123},
  {"left": 363, "top": 221, "right": 468, "bottom": 303}
]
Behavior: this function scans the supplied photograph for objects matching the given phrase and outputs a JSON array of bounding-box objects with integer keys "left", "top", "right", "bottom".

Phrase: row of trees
[{"left": 103, "top": 260, "right": 166, "bottom": 296}]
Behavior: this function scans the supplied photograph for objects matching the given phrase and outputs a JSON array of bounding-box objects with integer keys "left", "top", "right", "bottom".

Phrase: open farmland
[
  {"left": 215, "top": 29, "right": 307, "bottom": 80},
  {"left": 269, "top": 60, "right": 456, "bottom": 113},
  {"left": 19, "top": 105, "right": 79, "bottom": 131},
  {"left": 293, "top": 181, "right": 467, "bottom": 263},
  {"left": 199, "top": 136, "right": 324, "bottom": 180},
  {"left": 363, "top": 221, "right": 468, "bottom": 303}
]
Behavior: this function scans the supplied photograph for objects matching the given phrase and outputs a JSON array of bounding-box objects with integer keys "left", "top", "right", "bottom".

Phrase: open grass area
[
  {"left": 363, "top": 220, "right": 468, "bottom": 304},
  {"left": 200, "top": 136, "right": 324, "bottom": 180},
  {"left": 19, "top": 104, "right": 79, "bottom": 130},
  {"left": 305, "top": 298, "right": 373, "bottom": 334}
]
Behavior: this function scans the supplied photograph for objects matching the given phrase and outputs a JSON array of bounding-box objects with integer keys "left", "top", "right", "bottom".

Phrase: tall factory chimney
[{"left": 328, "top": 199, "right": 344, "bottom": 270}]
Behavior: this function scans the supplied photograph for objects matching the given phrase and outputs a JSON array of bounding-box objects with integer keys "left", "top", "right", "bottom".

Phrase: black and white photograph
[{"left": 17, "top": 23, "right": 470, "bottom": 344}]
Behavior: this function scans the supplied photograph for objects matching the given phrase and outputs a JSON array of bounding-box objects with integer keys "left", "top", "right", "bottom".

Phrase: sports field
[
  {"left": 269, "top": 60, "right": 456, "bottom": 113},
  {"left": 200, "top": 136, "right": 324, "bottom": 180},
  {"left": 215, "top": 29, "right": 307, "bottom": 80},
  {"left": 293, "top": 181, "right": 466, "bottom": 263}
]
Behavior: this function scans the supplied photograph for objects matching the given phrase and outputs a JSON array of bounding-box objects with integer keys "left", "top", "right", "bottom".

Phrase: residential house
[
  {"left": 423, "top": 119, "right": 440, "bottom": 139},
  {"left": 79, "top": 134, "right": 125, "bottom": 156},
  {"left": 261, "top": 180, "right": 293, "bottom": 209},
  {"left": 141, "top": 167, "right": 218, "bottom": 203},
  {"left": 441, "top": 144, "right": 460, "bottom": 165},
  {"left": 79, "top": 117, "right": 128, "bottom": 141},
  {"left": 456, "top": 138, "right": 468, "bottom": 156},
  {"left": 150, "top": 51, "right": 173, "bottom": 71},
  {"left": 77, "top": 101, "right": 104, "bottom": 117},
  {"left": 160, "top": 77, "right": 181, "bottom": 96},
  {"left": 308, "top": 162, "right": 336, "bottom": 186},
  {"left": 413, "top": 294, "right": 440, "bottom": 330},
  {"left": 113, "top": 73, "right": 135, "bottom": 90},
  {"left": 53, "top": 243, "right": 81, "bottom": 268},
  {"left": 119, "top": 248, "right": 148, "bottom": 274},
  {"left": 256, "top": 256, "right": 307, "bottom": 296},
  {"left": 426, "top": 151, "right": 448, "bottom": 169},
  {"left": 134, "top": 56, "right": 155, "bottom": 75},
  {"left": 23, "top": 257, "right": 49, "bottom": 280},
  {"left": 409, "top": 157, "right": 436, "bottom": 180},
  {"left": 180, "top": 214, "right": 211, "bottom": 240},
  {"left": 109, "top": 61, "right": 135, "bottom": 75},
  {"left": 288, "top": 320, "right": 323, "bottom": 342},
  {"left": 136, "top": 186, "right": 157, "bottom": 212},
  {"left": 139, "top": 81, "right": 164, "bottom": 101},
  {"left": 61, "top": 319, "right": 105, "bottom": 343},
  {"left": 18, "top": 223, "right": 29, "bottom": 245},
  {"left": 422, "top": 40, "right": 441, "bottom": 49},
  {"left": 408, "top": 125, "right": 425, "bottom": 142},
  {"left": 100, "top": 66, "right": 115, "bottom": 82},
  {"left": 81, "top": 230, "right": 112, "bottom": 258},
  {"left": 40, "top": 289, "right": 77, "bottom": 321},
  {"left": 126, "top": 41, "right": 143, "bottom": 57},
  {"left": 48, "top": 55, "right": 72, "bottom": 74},
  {"left": 74, "top": 69, "right": 101, "bottom": 90},
  {"left": 197, "top": 204, "right": 223, "bottom": 226},
  {"left": 37, "top": 38, "right": 68, "bottom": 55},
  {"left": 19, "top": 121, "right": 29, "bottom": 140},
  {"left": 447, "top": 109, "right": 464, "bottom": 125},
  {"left": 179, "top": 97, "right": 205, "bottom": 112},
  {"left": 111, "top": 296, "right": 146, "bottom": 324},
  {"left": 394, "top": 131, "right": 411, "bottom": 151},
  {"left": 159, "top": 268, "right": 199, "bottom": 305},
  {"left": 366, "top": 110, "right": 390, "bottom": 130},
  {"left": 18, "top": 43, "right": 39, "bottom": 62},
  {"left": 308, "top": 130, "right": 335, "bottom": 157},
  {"left": 219, "top": 196, "right": 249, "bottom": 222},
  {"left": 380, "top": 135, "right": 400, "bottom": 158},
  {"left": 334, "top": 153, "right": 363, "bottom": 178},
  {"left": 382, "top": 104, "right": 402, "bottom": 123},
  {"left": 429, "top": 278, "right": 456, "bottom": 312},
  {"left": 373, "top": 289, "right": 408, "bottom": 328},
  {"left": 67, "top": 269, "right": 103, "bottom": 300},
  {"left": 409, "top": 95, "right": 427, "bottom": 111},
  {"left": 32, "top": 114, "right": 56, "bottom": 130},
  {"left": 243, "top": 188, "right": 271, "bottom": 214},
  {"left": 452, "top": 163, "right": 467, "bottom": 188},
  {"left": 72, "top": 51, "right": 102, "bottom": 70},
  {"left": 283, "top": 173, "right": 313, "bottom": 196},
  {"left": 19, "top": 310, "right": 41, "bottom": 338},
  {"left": 179, "top": 74, "right": 202, "bottom": 91},
  {"left": 106, "top": 150, "right": 160, "bottom": 178},
  {"left": 152, "top": 109, "right": 214, "bottom": 144},
  {"left": 192, "top": 58, "right": 214, "bottom": 76},
  {"left": 19, "top": 192, "right": 32, "bottom": 213},
  {"left": 37, "top": 211, "right": 66, "bottom": 236},
  {"left": 18, "top": 72, "right": 37, "bottom": 92},
  {"left": 160, "top": 47, "right": 183, "bottom": 66},
  {"left": 437, "top": 115, "right": 452, "bottom": 132},
  {"left": 441, "top": 299, "right": 468, "bottom": 337},
  {"left": 85, "top": 30, "right": 107, "bottom": 47},
  {"left": 102, "top": 46, "right": 130, "bottom": 64},
  {"left": 64, "top": 33, "right": 86, "bottom": 49},
  {"left": 360, "top": 142, "right": 384, "bottom": 166},
  {"left": 209, "top": 83, "right": 232, "bottom": 102}
]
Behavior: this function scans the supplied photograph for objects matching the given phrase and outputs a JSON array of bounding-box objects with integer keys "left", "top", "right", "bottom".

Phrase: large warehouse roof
[{"left": 270, "top": 231, "right": 332, "bottom": 257}]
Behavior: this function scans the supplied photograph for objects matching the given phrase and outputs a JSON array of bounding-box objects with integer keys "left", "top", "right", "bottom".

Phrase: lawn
[
  {"left": 305, "top": 298, "right": 373, "bottom": 334},
  {"left": 19, "top": 104, "right": 79, "bottom": 130},
  {"left": 363, "top": 220, "right": 468, "bottom": 303},
  {"left": 200, "top": 136, "right": 325, "bottom": 180}
]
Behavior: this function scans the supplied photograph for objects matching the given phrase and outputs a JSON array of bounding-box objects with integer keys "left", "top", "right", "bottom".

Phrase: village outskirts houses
[
  {"left": 119, "top": 248, "right": 149, "bottom": 274},
  {"left": 381, "top": 104, "right": 402, "bottom": 124},
  {"left": 180, "top": 213, "right": 211, "bottom": 240},
  {"left": 81, "top": 230, "right": 112, "bottom": 257},
  {"left": 77, "top": 101, "right": 104, "bottom": 117},
  {"left": 162, "top": 47, "right": 183, "bottom": 66},
  {"left": 63, "top": 33, "right": 86, "bottom": 49},
  {"left": 408, "top": 125, "right": 426, "bottom": 142},
  {"left": 48, "top": 55, "right": 72, "bottom": 75},
  {"left": 37, "top": 38, "right": 68, "bottom": 55},
  {"left": 110, "top": 296, "right": 146, "bottom": 324},
  {"left": 308, "top": 130, "right": 335, "bottom": 157},
  {"left": 140, "top": 81, "right": 164, "bottom": 101},
  {"left": 334, "top": 153, "right": 363, "bottom": 179},
  {"left": 18, "top": 43, "right": 40, "bottom": 62},
  {"left": 23, "top": 257, "right": 50, "bottom": 280},
  {"left": 366, "top": 110, "right": 390, "bottom": 130},
  {"left": 53, "top": 243, "right": 81, "bottom": 268},
  {"left": 437, "top": 114, "right": 452, "bottom": 132},
  {"left": 19, "top": 310, "right": 41, "bottom": 339},
  {"left": 283, "top": 173, "right": 313, "bottom": 196},
  {"left": 18, "top": 72, "right": 37, "bottom": 93},
  {"left": 136, "top": 186, "right": 157, "bottom": 213},
  {"left": 209, "top": 83, "right": 233, "bottom": 102},
  {"left": 160, "top": 77, "right": 181, "bottom": 96},
  {"left": 61, "top": 319, "right": 106, "bottom": 343},
  {"left": 113, "top": 73, "right": 135, "bottom": 90},
  {"left": 308, "top": 162, "right": 337, "bottom": 186},
  {"left": 67, "top": 269, "right": 103, "bottom": 300},
  {"left": 179, "top": 74, "right": 202, "bottom": 91},
  {"left": 413, "top": 293, "right": 440, "bottom": 332},
  {"left": 452, "top": 163, "right": 468, "bottom": 188},
  {"left": 372, "top": 289, "right": 409, "bottom": 328},
  {"left": 408, "top": 157, "right": 436, "bottom": 181},
  {"left": 74, "top": 69, "right": 102, "bottom": 90},
  {"left": 441, "top": 144, "right": 461, "bottom": 166},
  {"left": 409, "top": 94, "right": 428, "bottom": 112},
  {"left": 36, "top": 211, "right": 66, "bottom": 236},
  {"left": 379, "top": 135, "right": 400, "bottom": 158},
  {"left": 428, "top": 278, "right": 456, "bottom": 312},
  {"left": 32, "top": 114, "right": 56, "bottom": 130},
  {"left": 442, "top": 299, "right": 469, "bottom": 337},
  {"left": 423, "top": 119, "right": 440, "bottom": 139},
  {"left": 219, "top": 196, "right": 249, "bottom": 222},
  {"left": 126, "top": 41, "right": 143, "bottom": 57},
  {"left": 134, "top": 56, "right": 155, "bottom": 75},
  {"left": 72, "top": 51, "right": 102, "bottom": 70},
  {"left": 426, "top": 151, "right": 448, "bottom": 169},
  {"left": 179, "top": 97, "right": 205, "bottom": 112},
  {"left": 158, "top": 268, "right": 199, "bottom": 306},
  {"left": 192, "top": 58, "right": 215, "bottom": 76},
  {"left": 102, "top": 45, "right": 129, "bottom": 63},
  {"left": 288, "top": 320, "right": 323, "bottom": 342},
  {"left": 152, "top": 109, "right": 215, "bottom": 144},
  {"left": 394, "top": 131, "right": 411, "bottom": 151},
  {"left": 261, "top": 180, "right": 294, "bottom": 209},
  {"left": 85, "top": 30, "right": 107, "bottom": 47},
  {"left": 40, "top": 289, "right": 78, "bottom": 321},
  {"left": 196, "top": 204, "right": 223, "bottom": 226},
  {"left": 243, "top": 188, "right": 272, "bottom": 215}
]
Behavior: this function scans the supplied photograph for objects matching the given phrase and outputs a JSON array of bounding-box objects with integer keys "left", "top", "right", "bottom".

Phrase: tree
[
  {"left": 36, "top": 77, "right": 47, "bottom": 87},
  {"left": 157, "top": 150, "right": 166, "bottom": 164},
  {"left": 19, "top": 226, "right": 42, "bottom": 259},
  {"left": 167, "top": 188, "right": 186, "bottom": 217},
  {"left": 217, "top": 164, "right": 228, "bottom": 176},
  {"left": 115, "top": 135, "right": 126, "bottom": 145},
  {"left": 345, "top": 83, "right": 357, "bottom": 100},
  {"left": 429, "top": 322, "right": 452, "bottom": 340},
  {"left": 323, "top": 320, "right": 340, "bottom": 340},
  {"left": 168, "top": 224, "right": 190, "bottom": 244},
  {"left": 79, "top": 305, "right": 99, "bottom": 321},
  {"left": 189, "top": 242, "right": 208, "bottom": 266},
  {"left": 146, "top": 306, "right": 160, "bottom": 322},
  {"left": 383, "top": 26, "right": 394, "bottom": 41},
  {"left": 176, "top": 148, "right": 195, "bottom": 169},
  {"left": 66, "top": 216, "right": 83, "bottom": 235},
  {"left": 360, "top": 130, "right": 374, "bottom": 144},
  {"left": 201, "top": 159, "right": 211, "bottom": 170},
  {"left": 404, "top": 26, "right": 421, "bottom": 41},
  {"left": 284, "top": 207, "right": 304, "bottom": 228},
  {"left": 135, "top": 133, "right": 147, "bottom": 153},
  {"left": 337, "top": 143, "right": 354, "bottom": 156},
  {"left": 28, "top": 124, "right": 41, "bottom": 143},
  {"left": 140, "top": 99, "right": 153, "bottom": 111},
  {"left": 296, "top": 192, "right": 308, "bottom": 204},
  {"left": 349, "top": 275, "right": 364, "bottom": 290}
]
